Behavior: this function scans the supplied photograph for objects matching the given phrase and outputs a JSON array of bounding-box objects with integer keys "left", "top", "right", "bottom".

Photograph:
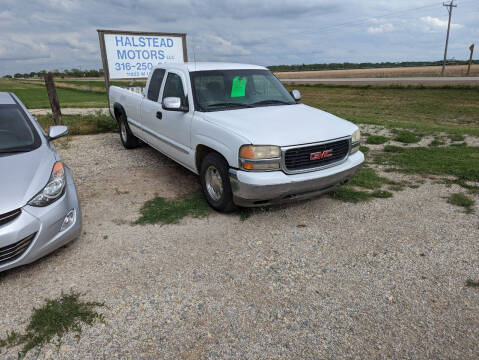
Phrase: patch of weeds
[
  {"left": 383, "top": 145, "right": 405, "bottom": 153},
  {"left": 329, "top": 187, "right": 372, "bottom": 203},
  {"left": 429, "top": 138, "right": 445, "bottom": 147},
  {"left": 449, "top": 134, "right": 465, "bottom": 142},
  {"left": 408, "top": 184, "right": 420, "bottom": 189},
  {"left": 447, "top": 193, "right": 475, "bottom": 214},
  {"left": 465, "top": 279, "right": 479, "bottom": 288},
  {"left": 388, "top": 184, "right": 405, "bottom": 191},
  {"left": 359, "top": 145, "right": 369, "bottom": 154},
  {"left": 367, "top": 135, "right": 389, "bottom": 145},
  {"left": 348, "top": 168, "right": 396, "bottom": 190},
  {"left": 376, "top": 146, "right": 479, "bottom": 182},
  {"left": 239, "top": 208, "right": 253, "bottom": 221},
  {"left": 370, "top": 190, "right": 393, "bottom": 198},
  {"left": 450, "top": 142, "right": 467, "bottom": 147},
  {"left": 103, "top": 235, "right": 108, "bottom": 240},
  {"left": 393, "top": 130, "right": 421, "bottom": 144},
  {"left": 0, "top": 291, "right": 104, "bottom": 358},
  {"left": 135, "top": 192, "right": 210, "bottom": 225}
]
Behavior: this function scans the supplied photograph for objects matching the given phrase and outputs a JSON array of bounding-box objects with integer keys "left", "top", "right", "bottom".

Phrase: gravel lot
[{"left": 1, "top": 133, "right": 478, "bottom": 359}]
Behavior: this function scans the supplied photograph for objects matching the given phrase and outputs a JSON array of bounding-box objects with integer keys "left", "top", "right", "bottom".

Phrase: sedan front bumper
[
  {"left": 0, "top": 167, "right": 82, "bottom": 272},
  {"left": 229, "top": 151, "right": 364, "bottom": 207}
]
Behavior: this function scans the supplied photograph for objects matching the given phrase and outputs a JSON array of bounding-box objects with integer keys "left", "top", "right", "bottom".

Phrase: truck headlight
[
  {"left": 350, "top": 129, "right": 360, "bottom": 154},
  {"left": 239, "top": 145, "right": 281, "bottom": 171},
  {"left": 28, "top": 162, "right": 66, "bottom": 207}
]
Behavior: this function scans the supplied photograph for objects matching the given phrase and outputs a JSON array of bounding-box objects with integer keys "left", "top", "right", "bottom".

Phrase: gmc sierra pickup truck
[{"left": 109, "top": 62, "right": 364, "bottom": 212}]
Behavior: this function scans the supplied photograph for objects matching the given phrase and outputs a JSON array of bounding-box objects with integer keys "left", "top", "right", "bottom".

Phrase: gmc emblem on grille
[{"left": 310, "top": 149, "right": 333, "bottom": 160}]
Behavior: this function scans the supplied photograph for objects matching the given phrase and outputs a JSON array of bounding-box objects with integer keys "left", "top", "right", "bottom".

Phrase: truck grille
[
  {"left": 0, "top": 209, "right": 21, "bottom": 227},
  {"left": 0, "top": 233, "right": 36, "bottom": 265},
  {"left": 284, "top": 139, "right": 350, "bottom": 172}
]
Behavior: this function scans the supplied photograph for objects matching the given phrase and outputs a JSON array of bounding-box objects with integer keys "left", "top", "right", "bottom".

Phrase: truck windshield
[
  {"left": 190, "top": 69, "right": 296, "bottom": 112},
  {"left": 0, "top": 105, "right": 40, "bottom": 153}
]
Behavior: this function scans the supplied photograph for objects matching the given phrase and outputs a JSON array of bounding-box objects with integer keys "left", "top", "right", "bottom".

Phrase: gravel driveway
[{"left": 1, "top": 133, "right": 478, "bottom": 359}]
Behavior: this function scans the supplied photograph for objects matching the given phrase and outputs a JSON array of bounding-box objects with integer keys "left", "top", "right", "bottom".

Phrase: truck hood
[
  {"left": 0, "top": 146, "right": 55, "bottom": 214},
  {"left": 200, "top": 104, "right": 358, "bottom": 146}
]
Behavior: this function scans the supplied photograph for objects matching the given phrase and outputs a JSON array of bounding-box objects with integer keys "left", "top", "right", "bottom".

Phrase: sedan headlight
[
  {"left": 29, "top": 162, "right": 66, "bottom": 207},
  {"left": 350, "top": 129, "right": 361, "bottom": 154},
  {"left": 239, "top": 145, "right": 281, "bottom": 171}
]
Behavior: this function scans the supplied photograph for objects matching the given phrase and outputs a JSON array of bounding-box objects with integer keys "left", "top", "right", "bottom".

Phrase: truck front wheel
[
  {"left": 200, "top": 152, "right": 236, "bottom": 213},
  {"left": 118, "top": 112, "right": 140, "bottom": 149}
]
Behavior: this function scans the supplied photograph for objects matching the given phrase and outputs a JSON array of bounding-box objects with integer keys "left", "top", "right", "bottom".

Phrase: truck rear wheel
[
  {"left": 118, "top": 111, "right": 140, "bottom": 149},
  {"left": 200, "top": 152, "right": 236, "bottom": 213}
]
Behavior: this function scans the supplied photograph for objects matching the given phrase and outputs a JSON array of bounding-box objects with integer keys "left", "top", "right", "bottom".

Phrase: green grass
[
  {"left": 0, "top": 291, "right": 104, "bottom": 358},
  {"left": 383, "top": 145, "right": 405, "bottom": 153},
  {"left": 135, "top": 192, "right": 211, "bottom": 225},
  {"left": 0, "top": 79, "right": 107, "bottom": 108},
  {"left": 429, "top": 137, "right": 445, "bottom": 147},
  {"left": 366, "top": 135, "right": 389, "bottom": 145},
  {"left": 393, "top": 130, "right": 421, "bottom": 143},
  {"left": 465, "top": 279, "right": 479, "bottom": 288},
  {"left": 359, "top": 145, "right": 369, "bottom": 153},
  {"left": 447, "top": 193, "right": 475, "bottom": 214},
  {"left": 329, "top": 187, "right": 393, "bottom": 203},
  {"left": 376, "top": 146, "right": 479, "bottom": 182},
  {"left": 36, "top": 113, "right": 117, "bottom": 135},
  {"left": 449, "top": 134, "right": 465, "bottom": 142},
  {"left": 348, "top": 167, "right": 396, "bottom": 189},
  {"left": 293, "top": 84, "right": 479, "bottom": 136}
]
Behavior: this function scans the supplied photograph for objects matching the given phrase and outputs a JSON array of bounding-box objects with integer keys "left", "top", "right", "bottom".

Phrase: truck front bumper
[{"left": 229, "top": 151, "right": 364, "bottom": 207}]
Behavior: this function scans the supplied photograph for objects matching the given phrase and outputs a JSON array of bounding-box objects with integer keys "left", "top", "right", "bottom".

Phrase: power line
[{"left": 442, "top": 0, "right": 457, "bottom": 75}]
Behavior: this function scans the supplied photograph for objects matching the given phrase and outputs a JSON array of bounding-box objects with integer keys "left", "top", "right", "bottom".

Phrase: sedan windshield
[
  {"left": 0, "top": 105, "right": 40, "bottom": 153},
  {"left": 190, "top": 69, "right": 296, "bottom": 112}
]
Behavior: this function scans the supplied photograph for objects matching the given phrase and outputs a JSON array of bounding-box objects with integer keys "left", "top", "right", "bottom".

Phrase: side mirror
[
  {"left": 162, "top": 97, "right": 188, "bottom": 112},
  {"left": 48, "top": 125, "right": 68, "bottom": 140},
  {"left": 290, "top": 89, "right": 301, "bottom": 101}
]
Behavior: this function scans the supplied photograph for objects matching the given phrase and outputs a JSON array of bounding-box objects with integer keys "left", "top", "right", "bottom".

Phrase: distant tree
[{"left": 3, "top": 75, "right": 13, "bottom": 79}]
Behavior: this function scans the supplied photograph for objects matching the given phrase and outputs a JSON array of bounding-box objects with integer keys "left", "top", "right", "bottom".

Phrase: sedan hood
[
  {"left": 201, "top": 104, "right": 358, "bottom": 146},
  {"left": 0, "top": 146, "right": 55, "bottom": 214}
]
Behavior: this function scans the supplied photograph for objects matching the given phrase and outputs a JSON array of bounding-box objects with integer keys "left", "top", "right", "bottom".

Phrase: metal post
[{"left": 441, "top": 0, "right": 457, "bottom": 76}]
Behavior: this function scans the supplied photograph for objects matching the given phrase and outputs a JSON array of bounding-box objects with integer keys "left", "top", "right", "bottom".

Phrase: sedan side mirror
[
  {"left": 290, "top": 89, "right": 301, "bottom": 101},
  {"left": 48, "top": 125, "right": 68, "bottom": 140},
  {"left": 162, "top": 97, "right": 188, "bottom": 112}
]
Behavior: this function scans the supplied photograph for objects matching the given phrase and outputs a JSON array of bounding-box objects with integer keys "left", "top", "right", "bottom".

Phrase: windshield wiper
[
  {"left": 205, "top": 102, "right": 254, "bottom": 110},
  {"left": 250, "top": 100, "right": 293, "bottom": 106}
]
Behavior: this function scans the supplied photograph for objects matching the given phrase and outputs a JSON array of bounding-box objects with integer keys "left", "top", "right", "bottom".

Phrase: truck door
[
  {"left": 154, "top": 70, "right": 192, "bottom": 166},
  {"left": 138, "top": 68, "right": 166, "bottom": 148}
]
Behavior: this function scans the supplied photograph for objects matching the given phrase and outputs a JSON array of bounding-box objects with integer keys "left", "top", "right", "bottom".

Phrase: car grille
[
  {"left": 0, "top": 209, "right": 21, "bottom": 227},
  {"left": 0, "top": 233, "right": 36, "bottom": 265},
  {"left": 284, "top": 139, "right": 350, "bottom": 172}
]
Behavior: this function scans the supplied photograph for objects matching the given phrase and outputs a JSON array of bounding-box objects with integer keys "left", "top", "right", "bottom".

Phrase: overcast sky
[{"left": 1, "top": 0, "right": 478, "bottom": 75}]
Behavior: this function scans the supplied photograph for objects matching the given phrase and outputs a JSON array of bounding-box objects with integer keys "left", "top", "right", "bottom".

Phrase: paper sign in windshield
[{"left": 231, "top": 76, "right": 247, "bottom": 97}]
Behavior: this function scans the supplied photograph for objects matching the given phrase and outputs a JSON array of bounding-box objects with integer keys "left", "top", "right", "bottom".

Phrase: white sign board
[{"left": 102, "top": 33, "right": 186, "bottom": 79}]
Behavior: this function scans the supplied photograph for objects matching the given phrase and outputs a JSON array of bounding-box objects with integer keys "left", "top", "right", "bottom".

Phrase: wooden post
[
  {"left": 467, "top": 44, "right": 475, "bottom": 76},
  {"left": 44, "top": 73, "right": 62, "bottom": 125}
]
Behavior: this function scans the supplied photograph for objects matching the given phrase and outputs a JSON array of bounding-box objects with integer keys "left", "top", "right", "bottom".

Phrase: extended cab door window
[
  {"left": 162, "top": 72, "right": 188, "bottom": 108},
  {"left": 147, "top": 69, "right": 166, "bottom": 101}
]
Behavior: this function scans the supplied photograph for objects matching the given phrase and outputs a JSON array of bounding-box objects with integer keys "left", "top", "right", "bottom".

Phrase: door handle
[{"left": 156, "top": 111, "right": 162, "bottom": 120}]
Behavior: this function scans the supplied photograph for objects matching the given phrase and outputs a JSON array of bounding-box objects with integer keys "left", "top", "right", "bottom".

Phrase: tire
[
  {"left": 200, "top": 152, "right": 237, "bottom": 213},
  {"left": 117, "top": 111, "right": 140, "bottom": 149}
]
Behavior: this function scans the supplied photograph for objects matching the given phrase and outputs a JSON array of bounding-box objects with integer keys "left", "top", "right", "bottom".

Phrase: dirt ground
[
  {"left": 275, "top": 64, "right": 479, "bottom": 79},
  {"left": 0, "top": 133, "right": 478, "bottom": 359}
]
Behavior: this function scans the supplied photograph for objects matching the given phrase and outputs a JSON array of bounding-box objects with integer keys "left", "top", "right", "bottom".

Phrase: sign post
[{"left": 97, "top": 30, "right": 188, "bottom": 103}]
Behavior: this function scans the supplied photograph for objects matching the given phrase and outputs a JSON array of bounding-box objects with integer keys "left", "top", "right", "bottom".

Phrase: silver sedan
[{"left": 0, "top": 92, "right": 82, "bottom": 272}]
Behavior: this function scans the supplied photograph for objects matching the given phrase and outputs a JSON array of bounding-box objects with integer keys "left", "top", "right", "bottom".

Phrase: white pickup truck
[{"left": 109, "top": 62, "right": 364, "bottom": 212}]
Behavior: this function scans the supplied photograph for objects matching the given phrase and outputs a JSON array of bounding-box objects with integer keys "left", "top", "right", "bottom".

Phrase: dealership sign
[{"left": 97, "top": 30, "right": 187, "bottom": 80}]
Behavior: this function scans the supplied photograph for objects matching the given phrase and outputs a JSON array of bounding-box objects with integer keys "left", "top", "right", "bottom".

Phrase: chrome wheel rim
[
  {"left": 205, "top": 165, "right": 223, "bottom": 201},
  {"left": 120, "top": 121, "right": 127, "bottom": 142}
]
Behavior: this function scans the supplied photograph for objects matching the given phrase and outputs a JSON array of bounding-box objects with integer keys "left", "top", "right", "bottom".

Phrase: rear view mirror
[
  {"left": 162, "top": 97, "right": 188, "bottom": 112},
  {"left": 290, "top": 89, "right": 301, "bottom": 101},
  {"left": 48, "top": 125, "right": 68, "bottom": 140}
]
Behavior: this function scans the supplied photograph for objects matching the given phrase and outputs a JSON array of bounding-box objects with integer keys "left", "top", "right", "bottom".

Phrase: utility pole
[{"left": 441, "top": 0, "right": 457, "bottom": 76}]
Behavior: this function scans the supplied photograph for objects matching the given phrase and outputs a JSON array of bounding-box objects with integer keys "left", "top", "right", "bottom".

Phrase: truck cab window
[
  {"left": 147, "top": 69, "right": 165, "bottom": 101},
  {"left": 163, "top": 73, "right": 187, "bottom": 106}
]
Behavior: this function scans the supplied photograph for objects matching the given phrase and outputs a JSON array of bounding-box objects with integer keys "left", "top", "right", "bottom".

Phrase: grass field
[
  {"left": 291, "top": 84, "right": 479, "bottom": 136},
  {"left": 0, "top": 78, "right": 106, "bottom": 108}
]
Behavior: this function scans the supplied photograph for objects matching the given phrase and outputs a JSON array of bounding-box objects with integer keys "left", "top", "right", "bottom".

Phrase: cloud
[
  {"left": 367, "top": 23, "right": 394, "bottom": 34},
  {"left": 420, "top": 16, "right": 464, "bottom": 29}
]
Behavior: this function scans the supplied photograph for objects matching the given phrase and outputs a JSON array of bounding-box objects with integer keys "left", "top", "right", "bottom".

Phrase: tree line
[
  {"left": 2, "top": 68, "right": 104, "bottom": 79},
  {"left": 268, "top": 60, "right": 479, "bottom": 72}
]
